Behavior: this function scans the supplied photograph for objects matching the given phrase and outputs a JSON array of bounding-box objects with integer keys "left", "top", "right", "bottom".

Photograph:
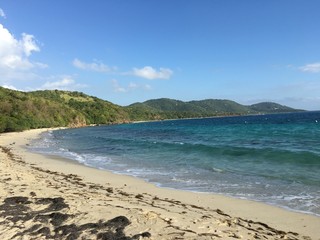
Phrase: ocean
[{"left": 30, "top": 111, "right": 320, "bottom": 216}]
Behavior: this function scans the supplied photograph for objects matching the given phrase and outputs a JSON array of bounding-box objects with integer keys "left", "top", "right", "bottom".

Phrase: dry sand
[{"left": 0, "top": 128, "right": 319, "bottom": 240}]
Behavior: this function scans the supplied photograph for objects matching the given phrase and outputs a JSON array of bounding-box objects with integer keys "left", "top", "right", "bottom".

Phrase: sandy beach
[{"left": 0, "top": 129, "right": 319, "bottom": 239}]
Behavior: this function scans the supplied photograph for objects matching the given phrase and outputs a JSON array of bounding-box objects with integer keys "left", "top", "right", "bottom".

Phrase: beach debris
[{"left": 0, "top": 195, "right": 151, "bottom": 240}]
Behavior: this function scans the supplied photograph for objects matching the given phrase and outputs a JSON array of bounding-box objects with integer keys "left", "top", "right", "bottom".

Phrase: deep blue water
[{"left": 30, "top": 111, "right": 320, "bottom": 216}]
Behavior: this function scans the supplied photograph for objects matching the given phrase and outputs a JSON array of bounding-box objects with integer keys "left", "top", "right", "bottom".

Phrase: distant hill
[
  {"left": 128, "top": 98, "right": 302, "bottom": 120},
  {"left": 249, "top": 102, "right": 299, "bottom": 113},
  {"left": 0, "top": 87, "right": 303, "bottom": 133}
]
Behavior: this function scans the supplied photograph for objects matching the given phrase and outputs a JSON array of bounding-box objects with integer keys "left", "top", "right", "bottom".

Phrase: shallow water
[{"left": 30, "top": 111, "right": 320, "bottom": 216}]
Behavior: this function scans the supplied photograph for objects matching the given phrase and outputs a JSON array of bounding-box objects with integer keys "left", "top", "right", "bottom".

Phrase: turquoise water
[{"left": 31, "top": 111, "right": 320, "bottom": 216}]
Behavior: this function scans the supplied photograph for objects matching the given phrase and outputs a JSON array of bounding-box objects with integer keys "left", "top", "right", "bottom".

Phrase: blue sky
[{"left": 0, "top": 1, "right": 320, "bottom": 110}]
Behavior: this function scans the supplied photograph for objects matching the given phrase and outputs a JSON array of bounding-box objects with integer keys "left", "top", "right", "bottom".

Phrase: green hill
[
  {"left": 127, "top": 98, "right": 207, "bottom": 119},
  {"left": 128, "top": 98, "right": 301, "bottom": 120},
  {"left": 0, "top": 87, "right": 303, "bottom": 133},
  {"left": 189, "top": 99, "right": 253, "bottom": 115},
  {"left": 0, "top": 87, "right": 129, "bottom": 132},
  {"left": 249, "top": 102, "right": 298, "bottom": 113},
  {"left": 30, "top": 90, "right": 130, "bottom": 125}
]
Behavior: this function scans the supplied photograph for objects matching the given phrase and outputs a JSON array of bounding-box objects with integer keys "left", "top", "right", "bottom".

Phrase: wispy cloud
[
  {"left": 73, "top": 58, "right": 116, "bottom": 72},
  {"left": 111, "top": 79, "right": 126, "bottom": 93},
  {"left": 41, "top": 76, "right": 87, "bottom": 90},
  {"left": 299, "top": 62, "right": 320, "bottom": 73},
  {"left": 0, "top": 8, "right": 6, "bottom": 19},
  {"left": 111, "top": 79, "right": 152, "bottom": 93},
  {"left": 132, "top": 66, "right": 173, "bottom": 80},
  {"left": 73, "top": 60, "right": 173, "bottom": 81}
]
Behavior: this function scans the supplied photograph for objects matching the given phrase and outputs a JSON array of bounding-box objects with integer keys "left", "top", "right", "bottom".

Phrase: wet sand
[{"left": 0, "top": 128, "right": 319, "bottom": 239}]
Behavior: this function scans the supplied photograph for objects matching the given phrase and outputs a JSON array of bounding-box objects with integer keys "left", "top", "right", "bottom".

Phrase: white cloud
[
  {"left": 0, "top": 23, "right": 46, "bottom": 88},
  {"left": 73, "top": 60, "right": 173, "bottom": 80},
  {"left": 128, "top": 82, "right": 138, "bottom": 90},
  {"left": 42, "top": 78, "right": 74, "bottom": 89},
  {"left": 73, "top": 58, "right": 115, "bottom": 72},
  {"left": 132, "top": 66, "right": 173, "bottom": 80},
  {"left": 2, "top": 84, "right": 17, "bottom": 90},
  {"left": 299, "top": 62, "right": 320, "bottom": 73},
  {"left": 41, "top": 77, "right": 87, "bottom": 90},
  {"left": 111, "top": 79, "right": 127, "bottom": 93},
  {"left": 0, "top": 23, "right": 43, "bottom": 71},
  {"left": 0, "top": 8, "right": 6, "bottom": 18},
  {"left": 111, "top": 79, "right": 151, "bottom": 93},
  {"left": 21, "top": 33, "right": 40, "bottom": 56}
]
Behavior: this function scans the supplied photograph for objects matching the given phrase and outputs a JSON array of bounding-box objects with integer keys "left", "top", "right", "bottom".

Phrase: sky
[{"left": 0, "top": 1, "right": 320, "bottom": 110}]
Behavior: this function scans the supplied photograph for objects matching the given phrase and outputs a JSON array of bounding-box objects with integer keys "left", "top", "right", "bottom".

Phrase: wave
[{"left": 28, "top": 113, "right": 320, "bottom": 216}]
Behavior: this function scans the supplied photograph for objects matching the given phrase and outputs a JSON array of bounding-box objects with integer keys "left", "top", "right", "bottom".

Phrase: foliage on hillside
[
  {"left": 128, "top": 98, "right": 301, "bottom": 120},
  {"left": 249, "top": 102, "right": 298, "bottom": 113},
  {"left": 0, "top": 87, "right": 302, "bottom": 133},
  {"left": 30, "top": 90, "right": 130, "bottom": 125},
  {"left": 0, "top": 87, "right": 129, "bottom": 132}
]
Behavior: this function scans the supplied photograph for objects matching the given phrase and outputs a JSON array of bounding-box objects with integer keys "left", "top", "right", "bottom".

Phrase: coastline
[{"left": 0, "top": 129, "right": 319, "bottom": 239}]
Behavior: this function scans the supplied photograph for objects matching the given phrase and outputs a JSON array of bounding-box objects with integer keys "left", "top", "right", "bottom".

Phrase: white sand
[{"left": 0, "top": 128, "right": 319, "bottom": 239}]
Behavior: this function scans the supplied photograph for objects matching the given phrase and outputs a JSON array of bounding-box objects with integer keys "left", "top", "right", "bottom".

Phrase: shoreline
[
  {"left": 31, "top": 125, "right": 320, "bottom": 219},
  {"left": 1, "top": 128, "right": 319, "bottom": 239},
  {"left": 130, "top": 110, "right": 311, "bottom": 124}
]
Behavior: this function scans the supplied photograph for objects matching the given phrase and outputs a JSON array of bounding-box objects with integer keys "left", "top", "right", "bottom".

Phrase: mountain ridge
[
  {"left": 0, "top": 87, "right": 304, "bottom": 133},
  {"left": 128, "top": 98, "right": 302, "bottom": 120}
]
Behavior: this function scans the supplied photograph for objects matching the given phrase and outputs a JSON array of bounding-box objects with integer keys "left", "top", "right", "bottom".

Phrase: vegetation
[
  {"left": 127, "top": 98, "right": 302, "bottom": 120},
  {"left": 0, "top": 87, "right": 129, "bottom": 133},
  {"left": 0, "top": 87, "right": 303, "bottom": 133}
]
